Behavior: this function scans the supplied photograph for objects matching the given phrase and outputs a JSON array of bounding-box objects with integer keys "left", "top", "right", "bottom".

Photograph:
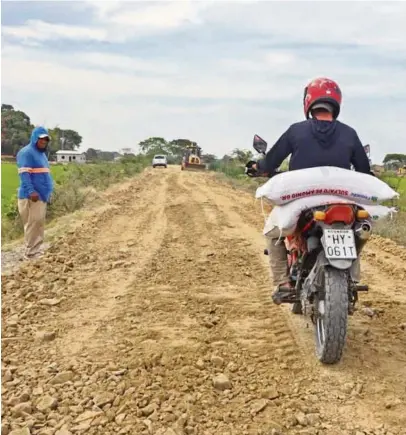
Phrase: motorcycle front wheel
[{"left": 315, "top": 268, "right": 348, "bottom": 364}]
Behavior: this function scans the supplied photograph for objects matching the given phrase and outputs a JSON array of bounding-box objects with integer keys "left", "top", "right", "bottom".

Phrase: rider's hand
[
  {"left": 245, "top": 160, "right": 258, "bottom": 177},
  {"left": 29, "top": 192, "right": 40, "bottom": 202}
]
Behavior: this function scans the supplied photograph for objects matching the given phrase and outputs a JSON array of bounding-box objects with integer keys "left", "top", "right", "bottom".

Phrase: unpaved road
[{"left": 2, "top": 167, "right": 406, "bottom": 435}]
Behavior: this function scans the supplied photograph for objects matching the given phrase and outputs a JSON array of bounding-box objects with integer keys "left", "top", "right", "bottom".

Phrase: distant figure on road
[{"left": 16, "top": 126, "right": 54, "bottom": 259}]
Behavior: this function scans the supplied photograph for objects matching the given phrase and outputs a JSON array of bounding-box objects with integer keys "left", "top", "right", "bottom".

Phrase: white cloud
[
  {"left": 1, "top": 1, "right": 209, "bottom": 43},
  {"left": 2, "top": 19, "right": 108, "bottom": 42},
  {"left": 1, "top": 43, "right": 301, "bottom": 101},
  {"left": 1, "top": 1, "right": 406, "bottom": 162},
  {"left": 4, "top": 1, "right": 406, "bottom": 51},
  {"left": 107, "top": 1, "right": 207, "bottom": 29},
  {"left": 200, "top": 1, "right": 406, "bottom": 52}
]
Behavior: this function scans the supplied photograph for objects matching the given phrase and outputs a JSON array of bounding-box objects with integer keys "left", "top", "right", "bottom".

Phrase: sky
[{"left": 1, "top": 0, "right": 406, "bottom": 162}]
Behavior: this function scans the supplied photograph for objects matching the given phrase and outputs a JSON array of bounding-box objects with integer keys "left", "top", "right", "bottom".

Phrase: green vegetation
[
  {"left": 1, "top": 163, "right": 66, "bottom": 214},
  {"left": 1, "top": 103, "right": 205, "bottom": 244},
  {"left": 1, "top": 155, "right": 150, "bottom": 244},
  {"left": 380, "top": 175, "right": 406, "bottom": 199},
  {"left": 1, "top": 104, "right": 82, "bottom": 158},
  {"left": 373, "top": 174, "right": 406, "bottom": 245},
  {"left": 381, "top": 153, "right": 406, "bottom": 172},
  {"left": 138, "top": 137, "right": 202, "bottom": 164}
]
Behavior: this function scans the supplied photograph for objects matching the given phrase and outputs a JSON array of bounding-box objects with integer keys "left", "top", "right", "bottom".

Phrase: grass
[
  {"left": 1, "top": 156, "right": 150, "bottom": 244},
  {"left": 372, "top": 174, "right": 406, "bottom": 245},
  {"left": 1, "top": 163, "right": 66, "bottom": 214},
  {"left": 210, "top": 163, "right": 406, "bottom": 246}
]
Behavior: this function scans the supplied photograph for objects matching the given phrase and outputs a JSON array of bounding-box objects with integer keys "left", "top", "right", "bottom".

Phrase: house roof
[{"left": 56, "top": 150, "right": 85, "bottom": 155}]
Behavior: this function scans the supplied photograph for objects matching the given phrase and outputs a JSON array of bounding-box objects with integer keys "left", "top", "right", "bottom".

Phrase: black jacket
[{"left": 257, "top": 119, "right": 371, "bottom": 176}]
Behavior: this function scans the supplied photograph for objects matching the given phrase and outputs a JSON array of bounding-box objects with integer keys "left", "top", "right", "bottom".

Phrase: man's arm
[
  {"left": 351, "top": 133, "right": 371, "bottom": 174},
  {"left": 17, "top": 151, "right": 37, "bottom": 198},
  {"left": 257, "top": 129, "right": 292, "bottom": 176}
]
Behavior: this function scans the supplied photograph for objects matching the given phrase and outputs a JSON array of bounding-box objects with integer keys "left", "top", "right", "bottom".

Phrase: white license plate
[{"left": 323, "top": 229, "right": 357, "bottom": 260}]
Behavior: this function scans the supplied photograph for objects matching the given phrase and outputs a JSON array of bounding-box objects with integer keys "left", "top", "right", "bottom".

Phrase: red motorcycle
[{"left": 249, "top": 135, "right": 370, "bottom": 364}]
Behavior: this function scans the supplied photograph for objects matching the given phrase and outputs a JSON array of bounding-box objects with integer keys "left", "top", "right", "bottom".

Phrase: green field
[
  {"left": 2, "top": 156, "right": 151, "bottom": 242},
  {"left": 382, "top": 176, "right": 406, "bottom": 193},
  {"left": 380, "top": 175, "right": 406, "bottom": 210},
  {"left": 1, "top": 163, "right": 66, "bottom": 215}
]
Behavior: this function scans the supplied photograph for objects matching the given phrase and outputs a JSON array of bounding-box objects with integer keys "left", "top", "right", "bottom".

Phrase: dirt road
[{"left": 2, "top": 167, "right": 406, "bottom": 435}]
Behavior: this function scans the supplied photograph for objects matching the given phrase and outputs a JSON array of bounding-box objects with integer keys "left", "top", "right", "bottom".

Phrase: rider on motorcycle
[{"left": 246, "top": 77, "right": 372, "bottom": 305}]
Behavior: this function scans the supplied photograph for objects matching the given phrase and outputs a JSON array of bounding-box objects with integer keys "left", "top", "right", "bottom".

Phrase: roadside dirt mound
[{"left": 2, "top": 167, "right": 406, "bottom": 435}]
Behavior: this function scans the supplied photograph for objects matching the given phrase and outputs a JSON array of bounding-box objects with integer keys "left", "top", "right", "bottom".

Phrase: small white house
[{"left": 56, "top": 150, "right": 86, "bottom": 164}]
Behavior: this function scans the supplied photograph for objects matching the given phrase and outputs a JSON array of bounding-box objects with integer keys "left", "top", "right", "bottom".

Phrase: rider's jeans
[
  {"left": 267, "top": 237, "right": 289, "bottom": 286},
  {"left": 266, "top": 236, "right": 367, "bottom": 286},
  {"left": 352, "top": 238, "right": 367, "bottom": 282}
]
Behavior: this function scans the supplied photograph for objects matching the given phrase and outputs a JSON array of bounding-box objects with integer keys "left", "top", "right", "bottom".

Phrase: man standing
[{"left": 16, "top": 126, "right": 54, "bottom": 259}]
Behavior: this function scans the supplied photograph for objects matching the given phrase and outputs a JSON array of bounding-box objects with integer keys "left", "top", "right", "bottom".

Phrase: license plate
[{"left": 323, "top": 229, "right": 357, "bottom": 260}]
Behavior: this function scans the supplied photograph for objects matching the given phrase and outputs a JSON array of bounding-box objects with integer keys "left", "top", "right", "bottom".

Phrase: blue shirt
[{"left": 16, "top": 126, "right": 54, "bottom": 202}]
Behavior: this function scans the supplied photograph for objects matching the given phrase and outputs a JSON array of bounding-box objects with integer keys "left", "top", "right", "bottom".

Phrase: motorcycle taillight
[{"left": 324, "top": 205, "right": 355, "bottom": 225}]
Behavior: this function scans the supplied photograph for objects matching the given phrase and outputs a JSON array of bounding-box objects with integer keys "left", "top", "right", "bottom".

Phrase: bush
[
  {"left": 374, "top": 212, "right": 406, "bottom": 246},
  {"left": 208, "top": 160, "right": 245, "bottom": 178}
]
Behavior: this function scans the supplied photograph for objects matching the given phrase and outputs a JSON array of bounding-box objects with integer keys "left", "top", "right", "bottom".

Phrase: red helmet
[{"left": 303, "top": 77, "right": 342, "bottom": 119}]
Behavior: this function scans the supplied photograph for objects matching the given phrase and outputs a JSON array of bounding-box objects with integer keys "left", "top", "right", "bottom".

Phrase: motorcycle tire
[{"left": 315, "top": 268, "right": 348, "bottom": 364}]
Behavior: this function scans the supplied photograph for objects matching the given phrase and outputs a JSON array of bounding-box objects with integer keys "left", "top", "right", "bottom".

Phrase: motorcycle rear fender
[
  {"left": 304, "top": 250, "right": 359, "bottom": 291},
  {"left": 316, "top": 249, "right": 353, "bottom": 270}
]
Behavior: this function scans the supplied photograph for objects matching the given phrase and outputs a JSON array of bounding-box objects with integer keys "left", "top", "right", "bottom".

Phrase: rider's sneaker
[{"left": 271, "top": 282, "right": 296, "bottom": 305}]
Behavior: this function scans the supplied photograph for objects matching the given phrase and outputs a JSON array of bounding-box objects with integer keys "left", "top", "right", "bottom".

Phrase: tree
[
  {"left": 85, "top": 148, "right": 99, "bottom": 161},
  {"left": 201, "top": 153, "right": 217, "bottom": 164},
  {"left": 1, "top": 105, "right": 33, "bottom": 155},
  {"left": 49, "top": 127, "right": 82, "bottom": 151},
  {"left": 231, "top": 148, "right": 253, "bottom": 163},
  {"left": 99, "top": 151, "right": 117, "bottom": 161},
  {"left": 138, "top": 137, "right": 168, "bottom": 155},
  {"left": 1, "top": 104, "right": 15, "bottom": 112},
  {"left": 1, "top": 103, "right": 83, "bottom": 158},
  {"left": 61, "top": 129, "right": 82, "bottom": 150},
  {"left": 168, "top": 139, "right": 196, "bottom": 155},
  {"left": 221, "top": 154, "right": 232, "bottom": 162},
  {"left": 167, "top": 139, "right": 197, "bottom": 163},
  {"left": 383, "top": 153, "right": 406, "bottom": 164},
  {"left": 137, "top": 137, "right": 200, "bottom": 164}
]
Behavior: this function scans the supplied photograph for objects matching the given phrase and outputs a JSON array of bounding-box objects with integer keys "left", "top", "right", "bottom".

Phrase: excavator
[{"left": 181, "top": 143, "right": 206, "bottom": 171}]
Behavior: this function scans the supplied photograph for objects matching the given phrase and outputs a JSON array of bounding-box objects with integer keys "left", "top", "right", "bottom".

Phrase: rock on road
[{"left": 2, "top": 166, "right": 406, "bottom": 435}]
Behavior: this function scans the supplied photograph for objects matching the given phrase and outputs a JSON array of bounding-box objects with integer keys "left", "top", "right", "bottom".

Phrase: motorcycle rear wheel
[{"left": 315, "top": 268, "right": 348, "bottom": 364}]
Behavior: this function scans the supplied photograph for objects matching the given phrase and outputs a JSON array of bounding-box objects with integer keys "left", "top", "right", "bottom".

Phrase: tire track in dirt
[
  {"left": 56, "top": 172, "right": 170, "bottom": 357},
  {"left": 2, "top": 167, "right": 406, "bottom": 435},
  {"left": 3, "top": 170, "right": 170, "bottom": 360},
  {"left": 187, "top": 171, "right": 406, "bottom": 434},
  {"left": 61, "top": 171, "right": 307, "bottom": 433},
  {"left": 178, "top": 173, "right": 305, "bottom": 368}
]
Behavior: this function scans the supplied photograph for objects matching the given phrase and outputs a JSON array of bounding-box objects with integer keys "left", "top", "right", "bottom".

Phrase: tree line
[
  {"left": 3, "top": 104, "right": 404, "bottom": 168},
  {"left": 1, "top": 104, "right": 82, "bottom": 157},
  {"left": 0, "top": 105, "right": 252, "bottom": 164}
]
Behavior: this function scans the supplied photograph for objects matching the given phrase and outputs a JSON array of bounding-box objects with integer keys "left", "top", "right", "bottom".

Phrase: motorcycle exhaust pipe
[{"left": 355, "top": 220, "right": 372, "bottom": 240}]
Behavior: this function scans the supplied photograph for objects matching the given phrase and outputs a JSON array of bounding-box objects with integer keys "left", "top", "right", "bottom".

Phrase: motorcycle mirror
[{"left": 253, "top": 134, "right": 268, "bottom": 154}]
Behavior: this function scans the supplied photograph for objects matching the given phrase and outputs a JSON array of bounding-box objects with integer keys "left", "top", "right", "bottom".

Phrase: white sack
[
  {"left": 263, "top": 195, "right": 396, "bottom": 237},
  {"left": 255, "top": 166, "right": 399, "bottom": 206}
]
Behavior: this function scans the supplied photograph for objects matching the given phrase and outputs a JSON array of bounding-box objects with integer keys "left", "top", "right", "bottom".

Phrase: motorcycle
[{"left": 248, "top": 135, "right": 370, "bottom": 364}]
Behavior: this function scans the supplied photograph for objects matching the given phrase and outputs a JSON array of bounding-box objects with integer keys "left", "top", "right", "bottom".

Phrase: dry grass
[{"left": 373, "top": 212, "right": 406, "bottom": 246}]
